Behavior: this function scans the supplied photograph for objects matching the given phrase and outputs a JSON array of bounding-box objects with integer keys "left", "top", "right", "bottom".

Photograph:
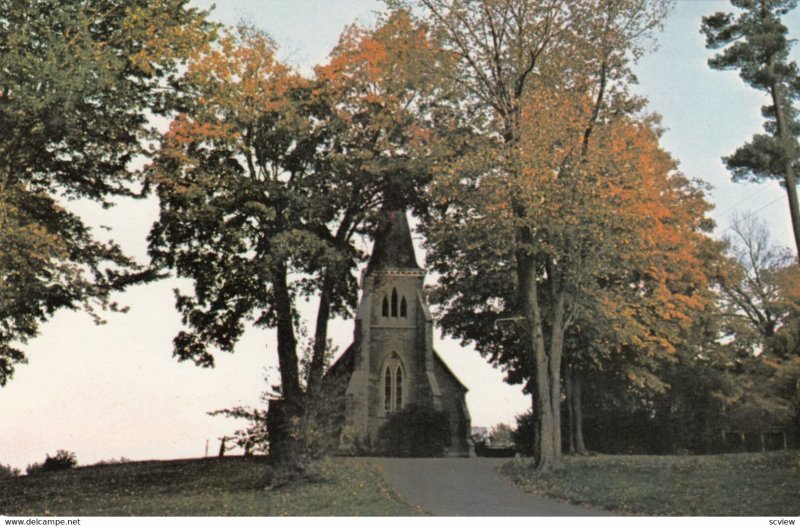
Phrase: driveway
[{"left": 370, "top": 457, "right": 612, "bottom": 516}]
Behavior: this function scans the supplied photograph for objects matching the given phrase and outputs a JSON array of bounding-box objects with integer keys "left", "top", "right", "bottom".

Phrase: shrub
[
  {"left": 0, "top": 463, "right": 20, "bottom": 477},
  {"left": 378, "top": 404, "right": 451, "bottom": 457},
  {"left": 26, "top": 450, "right": 77, "bottom": 475},
  {"left": 488, "top": 423, "right": 514, "bottom": 447},
  {"left": 512, "top": 411, "right": 536, "bottom": 457}
]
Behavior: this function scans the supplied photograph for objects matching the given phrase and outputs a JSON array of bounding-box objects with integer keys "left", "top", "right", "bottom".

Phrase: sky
[{"left": 0, "top": 1, "right": 796, "bottom": 471}]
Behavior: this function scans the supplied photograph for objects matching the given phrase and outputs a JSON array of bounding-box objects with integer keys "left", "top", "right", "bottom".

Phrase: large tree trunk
[
  {"left": 307, "top": 215, "right": 356, "bottom": 395},
  {"left": 572, "top": 372, "right": 587, "bottom": 454},
  {"left": 268, "top": 261, "right": 303, "bottom": 466},
  {"left": 547, "top": 291, "right": 565, "bottom": 465},
  {"left": 516, "top": 238, "right": 560, "bottom": 470},
  {"left": 306, "top": 274, "right": 334, "bottom": 396},
  {"left": 273, "top": 261, "right": 302, "bottom": 404},
  {"left": 566, "top": 367, "right": 575, "bottom": 455},
  {"left": 770, "top": 77, "right": 800, "bottom": 261},
  {"left": 565, "top": 366, "right": 587, "bottom": 455}
]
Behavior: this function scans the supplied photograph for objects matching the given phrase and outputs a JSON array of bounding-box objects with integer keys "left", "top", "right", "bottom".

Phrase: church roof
[
  {"left": 433, "top": 350, "right": 469, "bottom": 391},
  {"left": 366, "top": 209, "right": 421, "bottom": 273}
]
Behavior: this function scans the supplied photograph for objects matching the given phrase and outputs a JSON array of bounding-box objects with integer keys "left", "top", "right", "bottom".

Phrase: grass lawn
[
  {"left": 501, "top": 450, "right": 800, "bottom": 516},
  {"left": 0, "top": 456, "right": 421, "bottom": 516}
]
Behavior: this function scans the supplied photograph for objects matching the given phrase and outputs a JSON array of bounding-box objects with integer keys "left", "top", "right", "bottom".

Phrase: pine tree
[{"left": 702, "top": 0, "right": 800, "bottom": 260}]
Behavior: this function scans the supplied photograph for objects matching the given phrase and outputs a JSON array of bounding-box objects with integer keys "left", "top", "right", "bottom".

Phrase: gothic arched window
[
  {"left": 391, "top": 288, "right": 398, "bottom": 317},
  {"left": 400, "top": 297, "right": 407, "bottom": 318},
  {"left": 382, "top": 354, "right": 404, "bottom": 414},
  {"left": 396, "top": 366, "right": 403, "bottom": 407},
  {"left": 382, "top": 296, "right": 389, "bottom": 317},
  {"left": 384, "top": 367, "right": 392, "bottom": 412}
]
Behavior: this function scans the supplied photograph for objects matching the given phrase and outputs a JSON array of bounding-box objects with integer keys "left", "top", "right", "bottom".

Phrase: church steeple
[
  {"left": 366, "top": 209, "right": 420, "bottom": 273},
  {"left": 324, "top": 208, "right": 471, "bottom": 457}
]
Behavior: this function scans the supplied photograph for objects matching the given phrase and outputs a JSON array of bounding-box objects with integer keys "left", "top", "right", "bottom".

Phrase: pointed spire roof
[{"left": 367, "top": 209, "right": 421, "bottom": 273}]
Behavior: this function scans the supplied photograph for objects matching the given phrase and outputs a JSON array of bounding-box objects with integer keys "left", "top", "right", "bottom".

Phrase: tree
[
  {"left": 565, "top": 145, "right": 720, "bottom": 453},
  {"left": 0, "top": 0, "right": 211, "bottom": 385},
  {"left": 148, "top": 26, "right": 327, "bottom": 464},
  {"left": 716, "top": 214, "right": 799, "bottom": 347},
  {"left": 427, "top": 90, "right": 715, "bottom": 467},
  {"left": 713, "top": 214, "right": 800, "bottom": 444},
  {"left": 488, "top": 422, "right": 514, "bottom": 447},
  {"left": 406, "top": 0, "right": 674, "bottom": 470},
  {"left": 148, "top": 15, "right": 443, "bottom": 465},
  {"left": 304, "top": 10, "right": 448, "bottom": 395},
  {"left": 702, "top": 0, "right": 800, "bottom": 260}
]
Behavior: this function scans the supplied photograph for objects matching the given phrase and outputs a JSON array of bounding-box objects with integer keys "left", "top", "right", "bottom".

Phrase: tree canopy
[
  {"left": 703, "top": 0, "right": 800, "bottom": 259},
  {"left": 402, "top": 0, "right": 681, "bottom": 469},
  {"left": 147, "top": 13, "right": 445, "bottom": 464},
  {"left": 0, "top": 0, "right": 211, "bottom": 385}
]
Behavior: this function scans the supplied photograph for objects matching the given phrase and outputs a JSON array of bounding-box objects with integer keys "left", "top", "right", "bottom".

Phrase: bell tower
[{"left": 328, "top": 209, "right": 471, "bottom": 456}]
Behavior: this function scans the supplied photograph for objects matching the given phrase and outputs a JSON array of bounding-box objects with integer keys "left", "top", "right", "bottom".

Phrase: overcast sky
[{"left": 1, "top": 1, "right": 795, "bottom": 471}]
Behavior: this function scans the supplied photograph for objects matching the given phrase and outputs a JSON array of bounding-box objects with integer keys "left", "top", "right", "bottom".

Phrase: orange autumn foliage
[{"left": 452, "top": 84, "right": 716, "bottom": 358}]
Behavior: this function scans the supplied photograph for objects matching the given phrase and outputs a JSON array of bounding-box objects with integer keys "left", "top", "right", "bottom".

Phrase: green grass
[
  {"left": 0, "top": 457, "right": 421, "bottom": 516},
  {"left": 501, "top": 450, "right": 800, "bottom": 516}
]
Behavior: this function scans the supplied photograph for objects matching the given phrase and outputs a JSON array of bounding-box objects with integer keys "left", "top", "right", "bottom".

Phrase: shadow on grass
[
  {"left": 0, "top": 456, "right": 421, "bottom": 516},
  {"left": 501, "top": 450, "right": 800, "bottom": 516}
]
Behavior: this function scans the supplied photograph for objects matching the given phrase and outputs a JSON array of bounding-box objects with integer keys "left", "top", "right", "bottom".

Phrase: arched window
[
  {"left": 382, "top": 296, "right": 389, "bottom": 317},
  {"left": 391, "top": 288, "right": 398, "bottom": 317},
  {"left": 384, "top": 367, "right": 392, "bottom": 412},
  {"left": 400, "top": 297, "right": 407, "bottom": 317},
  {"left": 396, "top": 366, "right": 403, "bottom": 407},
  {"left": 382, "top": 354, "right": 404, "bottom": 414}
]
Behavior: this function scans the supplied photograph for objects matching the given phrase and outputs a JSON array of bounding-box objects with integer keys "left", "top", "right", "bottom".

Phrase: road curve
[{"left": 370, "top": 457, "right": 613, "bottom": 516}]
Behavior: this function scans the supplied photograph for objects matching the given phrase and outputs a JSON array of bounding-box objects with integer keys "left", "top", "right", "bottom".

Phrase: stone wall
[{"left": 433, "top": 353, "right": 472, "bottom": 457}]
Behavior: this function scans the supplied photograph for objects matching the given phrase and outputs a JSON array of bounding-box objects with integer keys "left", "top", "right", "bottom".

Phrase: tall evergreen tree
[{"left": 702, "top": 0, "right": 800, "bottom": 260}]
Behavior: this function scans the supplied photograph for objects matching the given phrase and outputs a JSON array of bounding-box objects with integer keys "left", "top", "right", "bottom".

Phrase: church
[{"left": 325, "top": 209, "right": 472, "bottom": 456}]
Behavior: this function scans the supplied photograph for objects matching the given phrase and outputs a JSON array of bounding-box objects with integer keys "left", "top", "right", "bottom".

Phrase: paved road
[{"left": 370, "top": 457, "right": 613, "bottom": 516}]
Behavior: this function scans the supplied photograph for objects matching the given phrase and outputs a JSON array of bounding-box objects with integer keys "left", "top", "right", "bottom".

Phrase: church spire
[{"left": 366, "top": 209, "right": 420, "bottom": 273}]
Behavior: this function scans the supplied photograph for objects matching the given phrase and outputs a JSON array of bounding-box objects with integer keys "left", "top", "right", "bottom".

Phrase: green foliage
[
  {"left": 265, "top": 381, "right": 349, "bottom": 469},
  {"left": 0, "top": 463, "right": 20, "bottom": 477},
  {"left": 26, "top": 450, "right": 77, "bottom": 475},
  {"left": 502, "top": 451, "right": 800, "bottom": 516},
  {"left": 148, "top": 16, "right": 443, "bottom": 465},
  {"left": 569, "top": 335, "right": 799, "bottom": 456},
  {"left": 377, "top": 404, "right": 451, "bottom": 457},
  {"left": 710, "top": 216, "right": 800, "bottom": 441},
  {"left": 208, "top": 405, "right": 269, "bottom": 457},
  {"left": 702, "top": 0, "right": 800, "bottom": 255},
  {"left": 702, "top": 0, "right": 800, "bottom": 182},
  {"left": 408, "top": 0, "right": 696, "bottom": 470},
  {"left": 716, "top": 216, "right": 798, "bottom": 344},
  {"left": 210, "top": 344, "right": 347, "bottom": 464},
  {"left": 340, "top": 430, "right": 380, "bottom": 456},
  {"left": 512, "top": 412, "right": 537, "bottom": 457},
  {"left": 488, "top": 423, "right": 514, "bottom": 447},
  {"left": 147, "top": 16, "right": 441, "bottom": 368},
  {"left": 0, "top": 0, "right": 213, "bottom": 385},
  {"left": 0, "top": 457, "right": 420, "bottom": 516}
]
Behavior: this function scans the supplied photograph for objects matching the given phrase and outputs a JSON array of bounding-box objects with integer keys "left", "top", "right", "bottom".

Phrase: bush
[
  {"left": 26, "top": 450, "right": 77, "bottom": 475},
  {"left": 512, "top": 411, "right": 536, "bottom": 457},
  {"left": 377, "top": 404, "right": 450, "bottom": 457},
  {"left": 0, "top": 463, "right": 20, "bottom": 477}
]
